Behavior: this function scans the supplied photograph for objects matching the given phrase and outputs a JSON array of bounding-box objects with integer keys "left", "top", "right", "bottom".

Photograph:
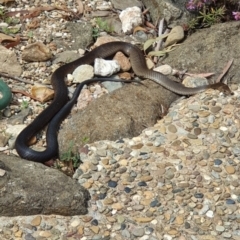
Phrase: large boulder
[{"left": 0, "top": 154, "right": 90, "bottom": 216}]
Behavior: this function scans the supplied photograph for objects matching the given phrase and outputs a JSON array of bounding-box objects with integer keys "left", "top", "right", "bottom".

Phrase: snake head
[{"left": 211, "top": 82, "right": 233, "bottom": 95}]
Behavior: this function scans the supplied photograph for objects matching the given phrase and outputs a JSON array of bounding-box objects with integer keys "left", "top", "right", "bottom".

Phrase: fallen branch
[
  {"left": 215, "top": 59, "right": 234, "bottom": 83},
  {"left": 0, "top": 72, "right": 33, "bottom": 84}
]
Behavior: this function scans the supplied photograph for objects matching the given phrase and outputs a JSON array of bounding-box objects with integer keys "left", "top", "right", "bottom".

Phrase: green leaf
[
  {"left": 143, "top": 39, "right": 156, "bottom": 51},
  {"left": 148, "top": 51, "right": 166, "bottom": 57},
  {"left": 143, "top": 33, "right": 169, "bottom": 52}
]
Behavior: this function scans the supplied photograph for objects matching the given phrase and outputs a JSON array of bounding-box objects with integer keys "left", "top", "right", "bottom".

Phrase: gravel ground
[
  {"left": 1, "top": 1, "right": 240, "bottom": 240},
  {"left": 1, "top": 85, "right": 240, "bottom": 239}
]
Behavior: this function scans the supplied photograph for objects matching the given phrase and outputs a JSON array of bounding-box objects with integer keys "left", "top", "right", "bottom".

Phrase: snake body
[{"left": 15, "top": 42, "right": 231, "bottom": 162}]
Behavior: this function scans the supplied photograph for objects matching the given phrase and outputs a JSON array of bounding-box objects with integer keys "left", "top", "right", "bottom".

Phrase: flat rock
[
  {"left": 110, "top": 0, "right": 142, "bottom": 10},
  {"left": 0, "top": 45, "right": 22, "bottom": 76},
  {"left": 164, "top": 21, "right": 240, "bottom": 85},
  {"left": 58, "top": 80, "right": 178, "bottom": 156},
  {"left": 0, "top": 154, "right": 90, "bottom": 216}
]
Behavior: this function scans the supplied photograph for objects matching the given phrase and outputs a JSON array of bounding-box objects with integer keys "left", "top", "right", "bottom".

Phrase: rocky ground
[
  {"left": 0, "top": 0, "right": 240, "bottom": 240},
  {"left": 1, "top": 85, "right": 240, "bottom": 240}
]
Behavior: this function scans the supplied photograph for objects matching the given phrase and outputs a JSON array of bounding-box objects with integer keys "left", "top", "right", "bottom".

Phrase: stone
[
  {"left": 0, "top": 45, "right": 22, "bottom": 76},
  {"left": 154, "top": 64, "right": 172, "bottom": 75},
  {"left": 133, "top": 217, "right": 153, "bottom": 223},
  {"left": 110, "top": 0, "right": 142, "bottom": 10},
  {"left": 31, "top": 216, "right": 42, "bottom": 226},
  {"left": 119, "top": 7, "right": 143, "bottom": 34},
  {"left": 58, "top": 81, "right": 178, "bottom": 156},
  {"left": 165, "top": 26, "right": 184, "bottom": 47},
  {"left": 94, "top": 58, "right": 120, "bottom": 76},
  {"left": 72, "top": 64, "right": 94, "bottom": 83},
  {"left": 0, "top": 154, "right": 90, "bottom": 216},
  {"left": 113, "top": 52, "right": 131, "bottom": 71},
  {"left": 225, "top": 165, "right": 235, "bottom": 174},
  {"left": 22, "top": 42, "right": 52, "bottom": 62}
]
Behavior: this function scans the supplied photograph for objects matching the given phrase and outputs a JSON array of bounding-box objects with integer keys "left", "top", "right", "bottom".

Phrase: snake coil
[{"left": 15, "top": 42, "right": 231, "bottom": 162}]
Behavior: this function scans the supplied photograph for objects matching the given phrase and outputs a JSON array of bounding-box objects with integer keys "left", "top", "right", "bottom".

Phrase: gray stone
[
  {"left": 141, "top": 0, "right": 190, "bottom": 24},
  {"left": 52, "top": 51, "right": 81, "bottom": 64},
  {"left": 65, "top": 22, "right": 93, "bottom": 50},
  {"left": 0, "top": 45, "right": 22, "bottom": 76},
  {"left": 110, "top": 0, "right": 142, "bottom": 10},
  {"left": 58, "top": 80, "right": 178, "bottom": 157},
  {"left": 164, "top": 21, "right": 240, "bottom": 85},
  {"left": 0, "top": 154, "right": 90, "bottom": 216}
]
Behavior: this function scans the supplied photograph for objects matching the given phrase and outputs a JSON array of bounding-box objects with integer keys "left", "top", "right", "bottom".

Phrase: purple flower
[
  {"left": 233, "top": 12, "right": 240, "bottom": 21},
  {"left": 186, "top": 0, "right": 197, "bottom": 10}
]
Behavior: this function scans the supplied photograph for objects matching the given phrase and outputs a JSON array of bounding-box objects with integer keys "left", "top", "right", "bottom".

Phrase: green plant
[
  {"left": 27, "top": 31, "right": 34, "bottom": 39},
  {"left": 0, "top": 7, "right": 20, "bottom": 34},
  {"left": 143, "top": 34, "right": 177, "bottom": 57},
  {"left": 1, "top": 26, "right": 20, "bottom": 34},
  {"left": 92, "top": 17, "right": 114, "bottom": 39},
  {"left": 21, "top": 100, "right": 29, "bottom": 109},
  {"left": 81, "top": 136, "right": 90, "bottom": 145},
  {"left": 61, "top": 141, "right": 81, "bottom": 169},
  {"left": 185, "top": 0, "right": 240, "bottom": 31},
  {"left": 198, "top": 5, "right": 226, "bottom": 27}
]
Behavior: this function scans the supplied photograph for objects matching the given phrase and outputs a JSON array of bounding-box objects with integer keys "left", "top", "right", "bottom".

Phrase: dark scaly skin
[{"left": 15, "top": 42, "right": 231, "bottom": 162}]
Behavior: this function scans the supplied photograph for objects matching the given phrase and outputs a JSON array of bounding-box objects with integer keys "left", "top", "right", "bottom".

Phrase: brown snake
[{"left": 15, "top": 41, "right": 231, "bottom": 162}]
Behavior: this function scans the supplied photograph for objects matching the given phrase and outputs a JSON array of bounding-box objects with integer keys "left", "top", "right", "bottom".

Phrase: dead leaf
[
  {"left": 26, "top": 18, "right": 40, "bottom": 29},
  {"left": 31, "top": 85, "right": 54, "bottom": 103},
  {"left": 145, "top": 21, "right": 156, "bottom": 29},
  {"left": 4, "top": 35, "right": 20, "bottom": 48},
  {"left": 0, "top": 33, "right": 20, "bottom": 48},
  {"left": 215, "top": 59, "right": 234, "bottom": 83},
  {"left": 0, "top": 33, "right": 17, "bottom": 43},
  {"left": 133, "top": 26, "right": 147, "bottom": 34},
  {"left": 185, "top": 72, "right": 215, "bottom": 78},
  {"left": 76, "top": 0, "right": 84, "bottom": 14}
]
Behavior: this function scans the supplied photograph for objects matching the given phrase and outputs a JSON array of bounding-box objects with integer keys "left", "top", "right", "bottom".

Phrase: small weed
[
  {"left": 92, "top": 17, "right": 114, "bottom": 39},
  {"left": 61, "top": 141, "right": 81, "bottom": 170},
  {"left": 2, "top": 26, "right": 20, "bottom": 34},
  {"left": 27, "top": 31, "right": 34, "bottom": 39},
  {"left": 82, "top": 136, "right": 90, "bottom": 145},
  {"left": 21, "top": 100, "right": 29, "bottom": 109},
  {"left": 198, "top": 5, "right": 226, "bottom": 27},
  {"left": 185, "top": 0, "right": 240, "bottom": 31}
]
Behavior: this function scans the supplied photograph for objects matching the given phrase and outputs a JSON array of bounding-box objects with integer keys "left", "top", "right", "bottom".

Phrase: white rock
[
  {"left": 67, "top": 74, "right": 74, "bottom": 81},
  {"left": 154, "top": 64, "right": 172, "bottom": 75},
  {"left": 220, "top": 126, "right": 228, "bottom": 131},
  {"left": 206, "top": 210, "right": 214, "bottom": 218},
  {"left": 94, "top": 58, "right": 120, "bottom": 76},
  {"left": 72, "top": 64, "right": 94, "bottom": 83},
  {"left": 216, "top": 225, "right": 225, "bottom": 232},
  {"left": 151, "top": 219, "right": 158, "bottom": 225},
  {"left": 70, "top": 219, "right": 81, "bottom": 227},
  {"left": 163, "top": 235, "right": 173, "bottom": 240},
  {"left": 0, "top": 169, "right": 6, "bottom": 176},
  {"left": 119, "top": 6, "right": 143, "bottom": 34}
]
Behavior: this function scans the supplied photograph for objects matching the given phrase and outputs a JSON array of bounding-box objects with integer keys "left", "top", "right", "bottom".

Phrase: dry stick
[
  {"left": 154, "top": 19, "right": 170, "bottom": 63},
  {"left": 153, "top": 18, "right": 164, "bottom": 63},
  {"left": 0, "top": 72, "right": 52, "bottom": 102},
  {"left": 215, "top": 59, "right": 234, "bottom": 83},
  {"left": 0, "top": 72, "right": 33, "bottom": 84}
]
